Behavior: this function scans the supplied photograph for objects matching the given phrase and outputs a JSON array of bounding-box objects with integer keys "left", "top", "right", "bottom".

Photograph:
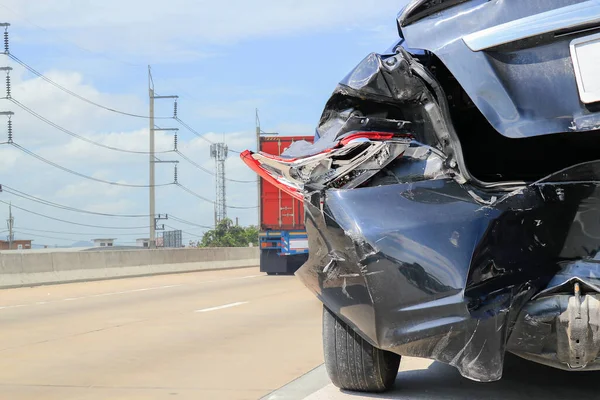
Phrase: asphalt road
[
  {"left": 298, "top": 353, "right": 600, "bottom": 400},
  {"left": 0, "top": 267, "right": 324, "bottom": 400}
]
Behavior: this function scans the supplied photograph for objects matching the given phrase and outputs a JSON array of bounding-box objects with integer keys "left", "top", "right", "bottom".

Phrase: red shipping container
[{"left": 260, "top": 136, "right": 314, "bottom": 231}]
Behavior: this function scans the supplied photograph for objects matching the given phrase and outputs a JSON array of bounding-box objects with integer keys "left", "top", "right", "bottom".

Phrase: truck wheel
[{"left": 323, "top": 306, "right": 400, "bottom": 393}]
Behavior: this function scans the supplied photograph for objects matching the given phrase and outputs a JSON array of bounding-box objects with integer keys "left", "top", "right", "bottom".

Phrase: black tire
[
  {"left": 323, "top": 306, "right": 400, "bottom": 393},
  {"left": 266, "top": 272, "right": 277, "bottom": 276}
]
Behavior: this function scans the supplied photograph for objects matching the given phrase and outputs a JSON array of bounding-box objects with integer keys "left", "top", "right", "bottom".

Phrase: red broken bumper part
[
  {"left": 240, "top": 149, "right": 304, "bottom": 201},
  {"left": 240, "top": 131, "right": 410, "bottom": 201}
]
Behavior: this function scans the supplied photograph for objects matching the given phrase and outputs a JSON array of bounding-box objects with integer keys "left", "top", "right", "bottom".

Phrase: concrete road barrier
[{"left": 0, "top": 247, "right": 259, "bottom": 289}]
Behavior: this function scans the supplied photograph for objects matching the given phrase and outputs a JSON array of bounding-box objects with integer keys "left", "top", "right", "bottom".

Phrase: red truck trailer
[{"left": 258, "top": 135, "right": 314, "bottom": 275}]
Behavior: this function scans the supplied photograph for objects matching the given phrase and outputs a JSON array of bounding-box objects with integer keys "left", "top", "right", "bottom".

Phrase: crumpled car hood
[
  {"left": 242, "top": 0, "right": 600, "bottom": 382},
  {"left": 297, "top": 161, "right": 600, "bottom": 381},
  {"left": 399, "top": 0, "right": 597, "bottom": 138}
]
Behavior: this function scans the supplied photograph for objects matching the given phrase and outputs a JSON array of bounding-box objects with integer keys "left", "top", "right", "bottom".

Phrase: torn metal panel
[
  {"left": 399, "top": 0, "right": 597, "bottom": 138},
  {"left": 278, "top": 50, "right": 468, "bottom": 185},
  {"left": 250, "top": 136, "right": 413, "bottom": 194},
  {"left": 242, "top": 1, "right": 600, "bottom": 386},
  {"left": 242, "top": 47, "right": 600, "bottom": 382},
  {"left": 508, "top": 287, "right": 600, "bottom": 371},
  {"left": 296, "top": 161, "right": 600, "bottom": 381}
]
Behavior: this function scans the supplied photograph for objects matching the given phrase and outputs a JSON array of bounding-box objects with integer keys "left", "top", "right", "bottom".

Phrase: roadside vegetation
[{"left": 197, "top": 218, "right": 259, "bottom": 248}]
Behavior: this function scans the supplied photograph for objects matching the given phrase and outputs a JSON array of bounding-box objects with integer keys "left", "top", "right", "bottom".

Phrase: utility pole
[
  {"left": 148, "top": 66, "right": 178, "bottom": 248},
  {"left": 255, "top": 110, "right": 261, "bottom": 227},
  {"left": 7, "top": 202, "right": 13, "bottom": 250},
  {"left": 149, "top": 66, "right": 155, "bottom": 248}
]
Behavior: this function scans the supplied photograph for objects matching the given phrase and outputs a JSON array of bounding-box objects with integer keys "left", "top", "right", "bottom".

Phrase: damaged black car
[{"left": 242, "top": 0, "right": 600, "bottom": 393}]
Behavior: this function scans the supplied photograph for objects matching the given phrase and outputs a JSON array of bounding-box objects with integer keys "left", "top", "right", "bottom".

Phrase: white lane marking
[
  {"left": 199, "top": 275, "right": 262, "bottom": 285},
  {"left": 86, "top": 284, "right": 183, "bottom": 299},
  {"left": 0, "top": 274, "right": 263, "bottom": 311},
  {"left": 195, "top": 302, "right": 248, "bottom": 313},
  {"left": 0, "top": 304, "right": 26, "bottom": 310},
  {"left": 0, "top": 284, "right": 183, "bottom": 311}
]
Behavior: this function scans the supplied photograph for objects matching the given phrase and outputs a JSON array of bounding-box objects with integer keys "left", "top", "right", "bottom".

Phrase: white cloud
[
  {"left": 0, "top": 0, "right": 407, "bottom": 245},
  {"left": 1, "top": 0, "right": 406, "bottom": 59},
  {"left": 4, "top": 64, "right": 149, "bottom": 146},
  {"left": 0, "top": 70, "right": 259, "bottom": 245},
  {"left": 194, "top": 99, "right": 267, "bottom": 120},
  {"left": 85, "top": 199, "right": 139, "bottom": 214},
  {"left": 0, "top": 145, "right": 22, "bottom": 172},
  {"left": 37, "top": 128, "right": 174, "bottom": 167},
  {"left": 177, "top": 131, "right": 258, "bottom": 185},
  {"left": 55, "top": 178, "right": 129, "bottom": 200},
  {"left": 274, "top": 123, "right": 316, "bottom": 136}
]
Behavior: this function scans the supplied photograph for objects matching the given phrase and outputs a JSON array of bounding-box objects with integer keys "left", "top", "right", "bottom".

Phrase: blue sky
[{"left": 0, "top": 0, "right": 407, "bottom": 247}]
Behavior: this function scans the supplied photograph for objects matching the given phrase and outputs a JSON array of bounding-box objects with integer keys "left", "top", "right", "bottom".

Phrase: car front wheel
[{"left": 322, "top": 306, "right": 401, "bottom": 392}]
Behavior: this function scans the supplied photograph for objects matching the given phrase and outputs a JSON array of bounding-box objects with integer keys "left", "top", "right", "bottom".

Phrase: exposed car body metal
[
  {"left": 242, "top": 0, "right": 600, "bottom": 385},
  {"left": 400, "top": 0, "right": 599, "bottom": 138},
  {"left": 509, "top": 282, "right": 600, "bottom": 371},
  {"left": 297, "top": 163, "right": 600, "bottom": 381},
  {"left": 399, "top": 0, "right": 472, "bottom": 27},
  {"left": 462, "top": 1, "right": 600, "bottom": 52}
]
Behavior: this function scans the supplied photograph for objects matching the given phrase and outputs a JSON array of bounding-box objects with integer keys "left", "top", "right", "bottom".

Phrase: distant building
[
  {"left": 0, "top": 240, "right": 32, "bottom": 250},
  {"left": 93, "top": 238, "right": 115, "bottom": 247},
  {"left": 162, "top": 230, "right": 183, "bottom": 248},
  {"left": 136, "top": 238, "right": 150, "bottom": 248}
]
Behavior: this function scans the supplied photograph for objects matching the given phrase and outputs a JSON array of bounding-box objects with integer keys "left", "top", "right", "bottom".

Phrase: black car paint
[
  {"left": 285, "top": 42, "right": 600, "bottom": 381},
  {"left": 399, "top": 0, "right": 596, "bottom": 138},
  {"left": 297, "top": 166, "right": 600, "bottom": 381},
  {"left": 238, "top": 0, "right": 600, "bottom": 383}
]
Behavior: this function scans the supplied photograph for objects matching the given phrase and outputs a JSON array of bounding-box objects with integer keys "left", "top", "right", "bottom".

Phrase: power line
[
  {"left": 174, "top": 117, "right": 242, "bottom": 154},
  {"left": 176, "top": 182, "right": 214, "bottom": 204},
  {"left": 1, "top": 188, "right": 215, "bottom": 230},
  {"left": 3, "top": 47, "right": 257, "bottom": 211},
  {"left": 4, "top": 195, "right": 211, "bottom": 233},
  {"left": 13, "top": 230, "right": 80, "bottom": 242},
  {"left": 174, "top": 118, "right": 242, "bottom": 155},
  {"left": 164, "top": 224, "right": 205, "bottom": 239},
  {"left": 175, "top": 117, "right": 213, "bottom": 145},
  {"left": 7, "top": 53, "right": 171, "bottom": 119},
  {"left": 16, "top": 231, "right": 144, "bottom": 244},
  {"left": 9, "top": 98, "right": 174, "bottom": 155},
  {"left": 0, "top": 200, "right": 150, "bottom": 229},
  {"left": 176, "top": 150, "right": 254, "bottom": 184},
  {"left": 15, "top": 227, "right": 148, "bottom": 236},
  {"left": 3, "top": 62, "right": 254, "bottom": 172},
  {"left": 146, "top": 67, "right": 199, "bottom": 101},
  {"left": 176, "top": 183, "right": 257, "bottom": 210},
  {"left": 9, "top": 142, "right": 174, "bottom": 188},
  {"left": 2, "top": 185, "right": 149, "bottom": 218},
  {"left": 0, "top": 4, "right": 144, "bottom": 68},
  {"left": 168, "top": 215, "right": 212, "bottom": 229}
]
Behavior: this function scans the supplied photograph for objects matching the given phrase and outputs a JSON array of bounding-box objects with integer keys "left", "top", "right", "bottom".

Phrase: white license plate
[
  {"left": 289, "top": 239, "right": 308, "bottom": 250},
  {"left": 571, "top": 32, "right": 600, "bottom": 104}
]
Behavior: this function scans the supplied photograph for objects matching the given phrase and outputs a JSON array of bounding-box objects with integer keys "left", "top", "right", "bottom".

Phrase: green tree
[{"left": 199, "top": 218, "right": 259, "bottom": 248}]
